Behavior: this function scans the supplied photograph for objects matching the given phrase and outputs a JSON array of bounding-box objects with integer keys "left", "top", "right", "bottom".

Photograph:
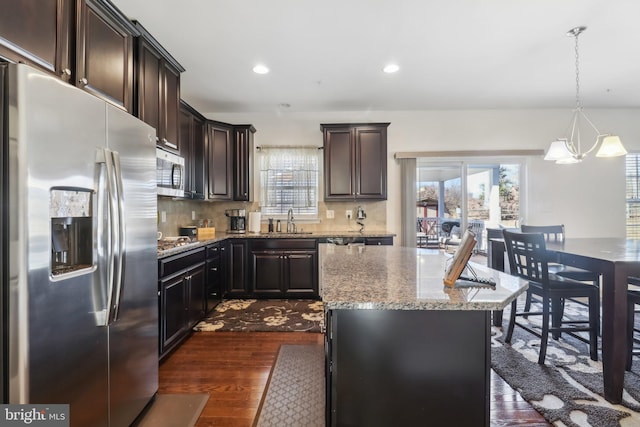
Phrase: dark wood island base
[{"left": 325, "top": 309, "right": 490, "bottom": 427}]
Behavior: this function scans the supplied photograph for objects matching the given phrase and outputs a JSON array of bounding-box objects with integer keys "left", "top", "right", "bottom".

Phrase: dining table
[{"left": 488, "top": 236, "right": 640, "bottom": 404}]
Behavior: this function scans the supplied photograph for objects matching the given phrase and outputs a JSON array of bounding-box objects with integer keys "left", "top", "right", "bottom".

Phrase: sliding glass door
[{"left": 416, "top": 158, "right": 524, "bottom": 252}]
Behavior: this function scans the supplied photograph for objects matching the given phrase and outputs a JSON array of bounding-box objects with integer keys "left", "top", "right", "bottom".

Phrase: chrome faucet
[{"left": 287, "top": 208, "right": 296, "bottom": 233}]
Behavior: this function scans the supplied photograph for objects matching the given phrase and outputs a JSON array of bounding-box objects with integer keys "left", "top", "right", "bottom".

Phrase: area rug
[
  {"left": 135, "top": 394, "right": 209, "bottom": 427},
  {"left": 491, "top": 299, "right": 640, "bottom": 427},
  {"left": 253, "top": 344, "right": 325, "bottom": 427},
  {"left": 193, "top": 299, "right": 324, "bottom": 332}
]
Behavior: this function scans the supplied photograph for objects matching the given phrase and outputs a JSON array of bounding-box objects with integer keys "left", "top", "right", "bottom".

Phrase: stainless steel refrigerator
[{"left": 0, "top": 63, "right": 158, "bottom": 426}]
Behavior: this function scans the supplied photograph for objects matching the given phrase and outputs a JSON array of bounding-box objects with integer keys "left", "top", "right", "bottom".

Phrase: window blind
[{"left": 259, "top": 147, "right": 319, "bottom": 217}]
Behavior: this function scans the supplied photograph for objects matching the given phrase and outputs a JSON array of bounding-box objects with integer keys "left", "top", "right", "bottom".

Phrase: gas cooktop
[{"left": 157, "top": 236, "right": 193, "bottom": 251}]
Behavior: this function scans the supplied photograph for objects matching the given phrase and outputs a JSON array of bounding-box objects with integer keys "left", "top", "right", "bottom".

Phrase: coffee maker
[{"left": 225, "top": 209, "right": 246, "bottom": 233}]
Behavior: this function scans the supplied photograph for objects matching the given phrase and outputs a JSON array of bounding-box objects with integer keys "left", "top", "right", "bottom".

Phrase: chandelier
[{"left": 544, "top": 26, "right": 627, "bottom": 164}]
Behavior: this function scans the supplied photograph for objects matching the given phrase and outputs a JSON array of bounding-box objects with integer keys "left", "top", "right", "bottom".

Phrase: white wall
[{"left": 211, "top": 108, "right": 640, "bottom": 239}]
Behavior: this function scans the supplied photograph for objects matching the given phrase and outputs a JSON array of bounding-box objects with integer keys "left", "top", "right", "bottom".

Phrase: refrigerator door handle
[
  {"left": 110, "top": 150, "right": 126, "bottom": 322},
  {"left": 96, "top": 148, "right": 117, "bottom": 326}
]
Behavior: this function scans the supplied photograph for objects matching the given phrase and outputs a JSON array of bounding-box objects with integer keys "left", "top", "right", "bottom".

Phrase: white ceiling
[{"left": 111, "top": 0, "right": 640, "bottom": 115}]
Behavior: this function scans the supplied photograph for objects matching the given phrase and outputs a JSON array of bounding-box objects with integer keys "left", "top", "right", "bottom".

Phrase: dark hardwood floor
[{"left": 159, "top": 331, "right": 551, "bottom": 427}]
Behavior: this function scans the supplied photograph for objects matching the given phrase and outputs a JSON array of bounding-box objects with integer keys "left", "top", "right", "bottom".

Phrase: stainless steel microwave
[{"left": 156, "top": 148, "right": 184, "bottom": 197}]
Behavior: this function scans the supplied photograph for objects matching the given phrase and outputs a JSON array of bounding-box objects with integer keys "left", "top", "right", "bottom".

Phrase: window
[
  {"left": 259, "top": 147, "right": 319, "bottom": 219},
  {"left": 626, "top": 154, "right": 640, "bottom": 238}
]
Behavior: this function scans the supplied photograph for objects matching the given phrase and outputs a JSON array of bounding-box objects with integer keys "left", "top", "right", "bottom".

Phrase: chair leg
[
  {"left": 588, "top": 290, "right": 599, "bottom": 362},
  {"left": 627, "top": 301, "right": 634, "bottom": 370},
  {"left": 523, "top": 289, "right": 532, "bottom": 319},
  {"left": 539, "top": 296, "right": 550, "bottom": 364},
  {"left": 551, "top": 297, "right": 563, "bottom": 340},
  {"left": 505, "top": 299, "right": 517, "bottom": 344}
]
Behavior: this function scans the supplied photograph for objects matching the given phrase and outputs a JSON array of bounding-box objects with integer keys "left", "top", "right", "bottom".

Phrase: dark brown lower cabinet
[
  {"left": 205, "top": 243, "right": 223, "bottom": 312},
  {"left": 158, "top": 248, "right": 205, "bottom": 359},
  {"left": 224, "top": 240, "right": 249, "bottom": 297},
  {"left": 250, "top": 239, "right": 318, "bottom": 298}
]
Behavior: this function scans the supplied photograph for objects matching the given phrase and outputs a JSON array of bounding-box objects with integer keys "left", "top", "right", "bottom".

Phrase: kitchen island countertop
[{"left": 319, "top": 244, "right": 527, "bottom": 311}]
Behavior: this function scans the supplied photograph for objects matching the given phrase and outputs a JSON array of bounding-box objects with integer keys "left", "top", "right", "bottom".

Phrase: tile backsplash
[{"left": 157, "top": 198, "right": 387, "bottom": 237}]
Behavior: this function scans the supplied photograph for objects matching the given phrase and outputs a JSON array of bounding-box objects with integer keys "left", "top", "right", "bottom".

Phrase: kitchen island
[{"left": 320, "top": 244, "right": 527, "bottom": 427}]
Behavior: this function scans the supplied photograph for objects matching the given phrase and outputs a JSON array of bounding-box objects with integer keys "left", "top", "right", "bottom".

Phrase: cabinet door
[
  {"left": 233, "top": 125, "right": 255, "bottom": 201},
  {"left": 160, "top": 274, "right": 187, "bottom": 355},
  {"left": 207, "top": 123, "right": 232, "bottom": 200},
  {"left": 205, "top": 257, "right": 221, "bottom": 312},
  {"left": 226, "top": 240, "right": 249, "bottom": 297},
  {"left": 355, "top": 126, "right": 387, "bottom": 199},
  {"left": 136, "top": 37, "right": 162, "bottom": 137},
  {"left": 251, "top": 251, "right": 283, "bottom": 295},
  {"left": 323, "top": 127, "right": 354, "bottom": 200},
  {"left": 76, "top": 0, "right": 136, "bottom": 112},
  {"left": 0, "top": 0, "right": 72, "bottom": 81},
  {"left": 179, "top": 107, "right": 193, "bottom": 196},
  {"left": 284, "top": 251, "right": 318, "bottom": 296},
  {"left": 191, "top": 116, "right": 206, "bottom": 198},
  {"left": 162, "top": 62, "right": 180, "bottom": 150},
  {"left": 187, "top": 263, "right": 206, "bottom": 328}
]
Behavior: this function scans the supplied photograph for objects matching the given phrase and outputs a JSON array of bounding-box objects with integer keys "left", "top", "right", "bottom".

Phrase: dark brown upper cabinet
[
  {"left": 180, "top": 101, "right": 206, "bottom": 200},
  {"left": 133, "top": 21, "right": 185, "bottom": 152},
  {"left": 233, "top": 125, "right": 255, "bottom": 201},
  {"left": 0, "top": 0, "right": 72, "bottom": 82},
  {"left": 322, "top": 123, "right": 389, "bottom": 201},
  {"left": 75, "top": 0, "right": 138, "bottom": 112},
  {"left": 206, "top": 121, "right": 232, "bottom": 200}
]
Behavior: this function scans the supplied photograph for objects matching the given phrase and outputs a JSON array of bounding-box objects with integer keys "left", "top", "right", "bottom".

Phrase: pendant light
[{"left": 544, "top": 26, "right": 627, "bottom": 164}]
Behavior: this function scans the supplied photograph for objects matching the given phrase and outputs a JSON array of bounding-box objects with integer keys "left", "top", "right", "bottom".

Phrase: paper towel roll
[{"left": 248, "top": 211, "right": 261, "bottom": 233}]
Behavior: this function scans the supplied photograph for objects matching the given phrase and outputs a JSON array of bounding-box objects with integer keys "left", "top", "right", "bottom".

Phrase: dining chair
[
  {"left": 520, "top": 225, "right": 601, "bottom": 334},
  {"left": 520, "top": 225, "right": 600, "bottom": 286},
  {"left": 502, "top": 230, "right": 599, "bottom": 364}
]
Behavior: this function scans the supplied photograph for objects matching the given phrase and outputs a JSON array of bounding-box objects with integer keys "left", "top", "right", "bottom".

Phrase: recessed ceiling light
[
  {"left": 253, "top": 64, "right": 270, "bottom": 74},
  {"left": 383, "top": 64, "right": 400, "bottom": 73}
]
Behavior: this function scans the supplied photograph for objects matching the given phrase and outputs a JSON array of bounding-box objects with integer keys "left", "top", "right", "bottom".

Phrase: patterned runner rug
[
  {"left": 193, "top": 299, "right": 324, "bottom": 332},
  {"left": 492, "top": 299, "right": 640, "bottom": 427},
  {"left": 253, "top": 344, "right": 325, "bottom": 427}
]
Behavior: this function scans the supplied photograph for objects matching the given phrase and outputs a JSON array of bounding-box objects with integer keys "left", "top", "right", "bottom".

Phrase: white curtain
[
  {"left": 259, "top": 147, "right": 319, "bottom": 216},
  {"left": 400, "top": 158, "right": 417, "bottom": 247}
]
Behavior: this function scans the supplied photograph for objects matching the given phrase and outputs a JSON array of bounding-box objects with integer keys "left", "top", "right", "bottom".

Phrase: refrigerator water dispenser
[{"left": 50, "top": 189, "right": 93, "bottom": 276}]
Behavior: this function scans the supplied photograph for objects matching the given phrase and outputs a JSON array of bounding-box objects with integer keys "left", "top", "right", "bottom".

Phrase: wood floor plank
[{"left": 159, "top": 331, "right": 550, "bottom": 426}]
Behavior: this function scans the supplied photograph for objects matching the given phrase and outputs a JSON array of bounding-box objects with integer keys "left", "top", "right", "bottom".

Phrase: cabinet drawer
[
  {"left": 251, "top": 238, "right": 317, "bottom": 251},
  {"left": 159, "top": 247, "right": 206, "bottom": 277},
  {"left": 206, "top": 244, "right": 221, "bottom": 259},
  {"left": 365, "top": 237, "right": 394, "bottom": 246}
]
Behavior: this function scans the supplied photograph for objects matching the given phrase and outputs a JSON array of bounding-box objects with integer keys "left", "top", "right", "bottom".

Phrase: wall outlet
[
  {"left": 192, "top": 211, "right": 196, "bottom": 220},
  {"left": 161, "top": 211, "right": 166, "bottom": 223},
  {"left": 346, "top": 210, "right": 352, "bottom": 220},
  {"left": 326, "top": 209, "right": 335, "bottom": 219}
]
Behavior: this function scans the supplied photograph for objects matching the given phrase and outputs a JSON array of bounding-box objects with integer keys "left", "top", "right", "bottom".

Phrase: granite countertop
[
  {"left": 319, "top": 244, "right": 527, "bottom": 311},
  {"left": 157, "top": 231, "right": 395, "bottom": 258}
]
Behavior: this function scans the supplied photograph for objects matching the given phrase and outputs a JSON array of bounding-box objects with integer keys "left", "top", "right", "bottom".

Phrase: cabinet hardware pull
[
  {"left": 163, "top": 139, "right": 178, "bottom": 149},
  {"left": 79, "top": 77, "right": 88, "bottom": 86},
  {"left": 61, "top": 68, "right": 71, "bottom": 77}
]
